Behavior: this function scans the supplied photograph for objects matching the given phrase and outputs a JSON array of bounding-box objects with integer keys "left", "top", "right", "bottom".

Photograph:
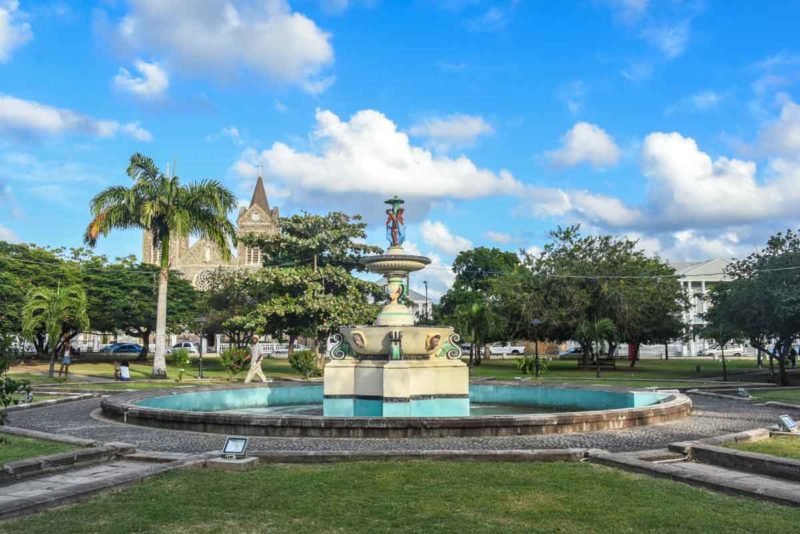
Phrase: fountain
[{"left": 323, "top": 196, "right": 468, "bottom": 417}]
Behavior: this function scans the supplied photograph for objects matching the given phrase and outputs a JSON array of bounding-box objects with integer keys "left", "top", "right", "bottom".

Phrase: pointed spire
[{"left": 249, "top": 167, "right": 270, "bottom": 213}]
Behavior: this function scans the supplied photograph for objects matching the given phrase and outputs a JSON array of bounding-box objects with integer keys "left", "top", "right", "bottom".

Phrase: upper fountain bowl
[{"left": 360, "top": 246, "right": 431, "bottom": 276}]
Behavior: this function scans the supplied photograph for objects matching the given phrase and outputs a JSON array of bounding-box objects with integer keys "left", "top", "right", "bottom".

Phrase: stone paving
[{"left": 8, "top": 395, "right": 800, "bottom": 454}]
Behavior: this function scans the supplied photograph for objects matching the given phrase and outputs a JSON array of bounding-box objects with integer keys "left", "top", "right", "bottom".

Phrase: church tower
[{"left": 236, "top": 171, "right": 280, "bottom": 266}]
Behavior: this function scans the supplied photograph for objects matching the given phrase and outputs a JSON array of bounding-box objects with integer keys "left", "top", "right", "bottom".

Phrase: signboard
[
  {"left": 779, "top": 415, "right": 798, "bottom": 433},
  {"left": 222, "top": 436, "right": 249, "bottom": 458}
]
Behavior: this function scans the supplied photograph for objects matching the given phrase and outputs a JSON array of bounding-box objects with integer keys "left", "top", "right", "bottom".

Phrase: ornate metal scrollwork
[
  {"left": 445, "top": 333, "right": 463, "bottom": 360},
  {"left": 330, "top": 333, "right": 351, "bottom": 360}
]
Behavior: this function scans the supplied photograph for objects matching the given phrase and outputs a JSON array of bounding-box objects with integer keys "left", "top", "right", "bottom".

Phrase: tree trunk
[
  {"left": 137, "top": 329, "right": 151, "bottom": 362},
  {"left": 468, "top": 344, "right": 475, "bottom": 368},
  {"left": 48, "top": 343, "right": 57, "bottom": 378},
  {"left": 152, "top": 247, "right": 170, "bottom": 378},
  {"left": 756, "top": 348, "right": 762, "bottom": 369},
  {"left": 768, "top": 348, "right": 775, "bottom": 382},
  {"left": 288, "top": 334, "right": 297, "bottom": 358},
  {"left": 629, "top": 344, "right": 639, "bottom": 368},
  {"left": 721, "top": 346, "right": 728, "bottom": 381},
  {"left": 777, "top": 341, "right": 789, "bottom": 386},
  {"left": 595, "top": 343, "right": 601, "bottom": 379},
  {"left": 664, "top": 342, "right": 669, "bottom": 360}
]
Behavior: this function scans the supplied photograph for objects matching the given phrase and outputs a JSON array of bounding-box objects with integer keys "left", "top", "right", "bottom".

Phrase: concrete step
[{"left": 589, "top": 451, "right": 800, "bottom": 506}]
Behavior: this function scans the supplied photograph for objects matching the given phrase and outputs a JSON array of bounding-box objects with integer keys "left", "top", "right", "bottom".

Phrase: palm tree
[
  {"left": 22, "top": 285, "right": 89, "bottom": 378},
  {"left": 84, "top": 154, "right": 237, "bottom": 377}
]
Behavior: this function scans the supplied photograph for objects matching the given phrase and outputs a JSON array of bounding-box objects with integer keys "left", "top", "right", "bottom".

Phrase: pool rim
[{"left": 100, "top": 381, "right": 692, "bottom": 438}]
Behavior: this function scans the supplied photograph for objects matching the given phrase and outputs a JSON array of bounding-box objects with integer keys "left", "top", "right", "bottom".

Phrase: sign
[
  {"left": 778, "top": 415, "right": 798, "bottom": 433},
  {"left": 222, "top": 436, "right": 249, "bottom": 459},
  {"left": 736, "top": 387, "right": 751, "bottom": 399}
]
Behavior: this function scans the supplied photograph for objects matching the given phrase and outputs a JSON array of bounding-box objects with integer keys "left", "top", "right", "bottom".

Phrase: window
[{"left": 245, "top": 246, "right": 261, "bottom": 265}]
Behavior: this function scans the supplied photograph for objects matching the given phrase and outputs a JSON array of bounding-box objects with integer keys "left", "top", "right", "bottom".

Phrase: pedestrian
[
  {"left": 58, "top": 345, "right": 72, "bottom": 378},
  {"left": 244, "top": 335, "right": 267, "bottom": 383}
]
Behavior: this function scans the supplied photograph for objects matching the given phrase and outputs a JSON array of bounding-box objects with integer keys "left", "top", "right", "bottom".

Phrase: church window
[{"left": 245, "top": 246, "right": 261, "bottom": 265}]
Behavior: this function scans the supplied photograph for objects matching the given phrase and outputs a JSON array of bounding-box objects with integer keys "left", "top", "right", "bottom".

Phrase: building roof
[
  {"left": 667, "top": 258, "right": 732, "bottom": 282},
  {"left": 249, "top": 175, "right": 270, "bottom": 213}
]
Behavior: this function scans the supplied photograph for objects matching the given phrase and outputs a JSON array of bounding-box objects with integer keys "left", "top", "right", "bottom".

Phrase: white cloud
[
  {"left": 620, "top": 60, "right": 653, "bottom": 82},
  {"left": 546, "top": 122, "right": 622, "bottom": 169},
  {"left": 605, "top": 0, "right": 649, "bottom": 25},
  {"left": 206, "top": 125, "right": 242, "bottom": 144},
  {"left": 485, "top": 230, "right": 513, "bottom": 244},
  {"left": 757, "top": 100, "right": 800, "bottom": 156},
  {"left": 0, "top": 183, "right": 22, "bottom": 217},
  {"left": 0, "top": 224, "right": 17, "bottom": 242},
  {"left": 109, "top": 0, "right": 333, "bottom": 92},
  {"left": 665, "top": 90, "right": 722, "bottom": 115},
  {"left": 420, "top": 220, "right": 472, "bottom": 257},
  {"left": 0, "top": 94, "right": 150, "bottom": 141},
  {"left": 402, "top": 240, "right": 455, "bottom": 298},
  {"left": 122, "top": 121, "right": 153, "bottom": 142},
  {"left": 641, "top": 20, "right": 691, "bottom": 59},
  {"left": 523, "top": 244, "right": 542, "bottom": 257},
  {"left": 0, "top": 0, "right": 32, "bottom": 62},
  {"left": 555, "top": 80, "right": 588, "bottom": 115},
  {"left": 274, "top": 100, "right": 288, "bottom": 113},
  {"left": 235, "top": 108, "right": 523, "bottom": 200},
  {"left": 114, "top": 59, "right": 169, "bottom": 98},
  {"left": 408, "top": 113, "right": 493, "bottom": 152}
]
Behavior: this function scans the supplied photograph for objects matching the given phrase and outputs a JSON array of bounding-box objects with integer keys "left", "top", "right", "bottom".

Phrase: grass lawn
[
  {"left": 468, "top": 357, "right": 763, "bottom": 384},
  {"left": 4, "top": 461, "right": 800, "bottom": 533},
  {"left": 750, "top": 389, "right": 800, "bottom": 404},
  {"left": 0, "top": 435, "right": 76, "bottom": 465},
  {"left": 727, "top": 436, "right": 800, "bottom": 460}
]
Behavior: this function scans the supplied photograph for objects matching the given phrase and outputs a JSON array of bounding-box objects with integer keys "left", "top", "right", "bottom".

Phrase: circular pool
[{"left": 101, "top": 382, "right": 691, "bottom": 438}]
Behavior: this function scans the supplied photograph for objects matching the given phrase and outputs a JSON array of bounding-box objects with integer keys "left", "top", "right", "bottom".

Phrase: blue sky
[{"left": 2, "top": 0, "right": 800, "bottom": 296}]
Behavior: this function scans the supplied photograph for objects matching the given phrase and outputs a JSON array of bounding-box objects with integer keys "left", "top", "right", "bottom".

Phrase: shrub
[
  {"left": 288, "top": 350, "right": 321, "bottom": 379},
  {"left": 170, "top": 348, "right": 191, "bottom": 382},
  {"left": 517, "top": 355, "right": 547, "bottom": 376},
  {"left": 219, "top": 348, "right": 249, "bottom": 379}
]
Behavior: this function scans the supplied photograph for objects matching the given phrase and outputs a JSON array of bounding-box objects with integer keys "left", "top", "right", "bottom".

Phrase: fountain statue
[{"left": 324, "top": 196, "right": 468, "bottom": 417}]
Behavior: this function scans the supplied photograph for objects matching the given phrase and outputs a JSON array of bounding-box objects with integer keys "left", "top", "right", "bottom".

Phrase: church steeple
[{"left": 249, "top": 167, "right": 270, "bottom": 213}]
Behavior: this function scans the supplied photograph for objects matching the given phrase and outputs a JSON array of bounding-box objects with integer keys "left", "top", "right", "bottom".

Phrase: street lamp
[
  {"left": 197, "top": 314, "right": 207, "bottom": 379},
  {"left": 531, "top": 318, "right": 543, "bottom": 377},
  {"left": 423, "top": 280, "right": 429, "bottom": 320}
]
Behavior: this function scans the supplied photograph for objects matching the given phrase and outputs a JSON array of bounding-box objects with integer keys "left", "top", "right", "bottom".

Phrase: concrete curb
[
  {"left": 4, "top": 393, "right": 97, "bottom": 413},
  {"left": 250, "top": 448, "right": 589, "bottom": 464},
  {"left": 685, "top": 442, "right": 800, "bottom": 482},
  {"left": 764, "top": 401, "right": 800, "bottom": 410}
]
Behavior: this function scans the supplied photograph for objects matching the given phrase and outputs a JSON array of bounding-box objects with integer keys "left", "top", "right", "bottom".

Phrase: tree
[
  {"left": 22, "top": 285, "right": 89, "bottom": 378},
  {"left": 246, "top": 211, "right": 381, "bottom": 271},
  {"left": 574, "top": 318, "right": 616, "bottom": 378},
  {"left": 699, "top": 312, "right": 743, "bottom": 382},
  {"left": 203, "top": 269, "right": 266, "bottom": 349},
  {"left": 84, "top": 153, "right": 237, "bottom": 377},
  {"left": 437, "top": 247, "right": 520, "bottom": 366},
  {"left": 82, "top": 255, "right": 198, "bottom": 361},
  {"left": 706, "top": 230, "right": 800, "bottom": 386}
]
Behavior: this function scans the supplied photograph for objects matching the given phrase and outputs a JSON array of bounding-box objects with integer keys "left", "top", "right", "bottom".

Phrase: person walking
[
  {"left": 244, "top": 335, "right": 267, "bottom": 383},
  {"left": 58, "top": 345, "right": 73, "bottom": 378}
]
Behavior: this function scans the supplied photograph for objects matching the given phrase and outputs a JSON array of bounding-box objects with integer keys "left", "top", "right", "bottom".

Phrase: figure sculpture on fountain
[{"left": 385, "top": 196, "right": 406, "bottom": 247}]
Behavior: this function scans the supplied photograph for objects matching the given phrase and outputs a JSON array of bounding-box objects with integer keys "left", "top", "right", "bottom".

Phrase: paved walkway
[{"left": 8, "top": 395, "right": 800, "bottom": 454}]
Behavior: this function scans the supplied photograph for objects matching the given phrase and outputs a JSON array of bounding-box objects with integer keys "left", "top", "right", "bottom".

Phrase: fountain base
[{"left": 323, "top": 358, "right": 469, "bottom": 417}]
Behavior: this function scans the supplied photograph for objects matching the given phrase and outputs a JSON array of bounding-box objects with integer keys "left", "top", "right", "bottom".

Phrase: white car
[
  {"left": 488, "top": 342, "right": 525, "bottom": 356},
  {"left": 166, "top": 342, "right": 199, "bottom": 355},
  {"left": 698, "top": 345, "right": 745, "bottom": 358}
]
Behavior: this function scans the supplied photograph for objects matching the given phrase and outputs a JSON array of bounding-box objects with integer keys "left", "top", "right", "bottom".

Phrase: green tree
[
  {"left": 574, "top": 318, "right": 616, "bottom": 378},
  {"left": 203, "top": 269, "right": 265, "bottom": 349},
  {"left": 246, "top": 211, "right": 381, "bottom": 271},
  {"left": 699, "top": 311, "right": 743, "bottom": 382},
  {"left": 84, "top": 153, "right": 237, "bottom": 377},
  {"left": 22, "top": 285, "right": 89, "bottom": 378}
]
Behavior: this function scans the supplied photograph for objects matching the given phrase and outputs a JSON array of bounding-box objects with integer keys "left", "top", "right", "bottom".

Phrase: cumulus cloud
[
  {"left": 0, "top": 94, "right": 151, "bottom": 141},
  {"left": 0, "top": 0, "right": 32, "bottom": 62},
  {"left": 206, "top": 125, "right": 243, "bottom": 145},
  {"left": 641, "top": 20, "right": 691, "bottom": 59},
  {"left": 408, "top": 113, "right": 493, "bottom": 152},
  {"left": 485, "top": 230, "right": 513, "bottom": 244},
  {"left": 234, "top": 108, "right": 523, "bottom": 200},
  {"left": 420, "top": 220, "right": 473, "bottom": 257},
  {"left": 757, "top": 99, "right": 800, "bottom": 156},
  {"left": 546, "top": 122, "right": 622, "bottom": 168},
  {"left": 114, "top": 59, "right": 169, "bottom": 98},
  {"left": 0, "top": 224, "right": 17, "bottom": 242},
  {"left": 108, "top": 0, "right": 333, "bottom": 92}
]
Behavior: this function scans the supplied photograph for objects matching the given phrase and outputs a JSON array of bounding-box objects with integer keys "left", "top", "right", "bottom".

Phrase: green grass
[
  {"left": 728, "top": 436, "right": 800, "bottom": 460},
  {"left": 751, "top": 389, "right": 800, "bottom": 404},
  {"left": 4, "top": 461, "right": 800, "bottom": 533},
  {"left": 0, "top": 435, "right": 76, "bottom": 465},
  {"left": 468, "top": 357, "right": 763, "bottom": 384}
]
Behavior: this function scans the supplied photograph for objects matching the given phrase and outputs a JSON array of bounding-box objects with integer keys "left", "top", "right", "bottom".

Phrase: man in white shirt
[{"left": 244, "top": 335, "right": 267, "bottom": 383}]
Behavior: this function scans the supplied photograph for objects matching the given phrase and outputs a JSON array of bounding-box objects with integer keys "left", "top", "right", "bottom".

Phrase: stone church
[{"left": 142, "top": 175, "right": 279, "bottom": 288}]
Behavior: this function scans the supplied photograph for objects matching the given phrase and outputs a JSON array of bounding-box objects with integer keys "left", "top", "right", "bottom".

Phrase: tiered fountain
[{"left": 323, "top": 196, "right": 468, "bottom": 417}]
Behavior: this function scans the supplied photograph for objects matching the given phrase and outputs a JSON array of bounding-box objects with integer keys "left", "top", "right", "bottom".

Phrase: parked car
[
  {"left": 488, "top": 342, "right": 525, "bottom": 356},
  {"left": 698, "top": 345, "right": 745, "bottom": 358},
  {"left": 102, "top": 343, "right": 144, "bottom": 356},
  {"left": 166, "top": 342, "right": 199, "bottom": 355},
  {"left": 558, "top": 347, "right": 584, "bottom": 359}
]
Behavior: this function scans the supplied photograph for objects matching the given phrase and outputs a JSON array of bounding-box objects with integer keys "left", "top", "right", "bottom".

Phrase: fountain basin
[
  {"left": 101, "top": 382, "right": 692, "bottom": 438},
  {"left": 338, "top": 326, "right": 459, "bottom": 358}
]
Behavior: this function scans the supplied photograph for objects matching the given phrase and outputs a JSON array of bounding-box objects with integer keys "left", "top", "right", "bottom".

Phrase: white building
[{"left": 669, "top": 258, "right": 733, "bottom": 356}]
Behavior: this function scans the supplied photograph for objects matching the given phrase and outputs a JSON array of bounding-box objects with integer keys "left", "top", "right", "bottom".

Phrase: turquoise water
[{"left": 135, "top": 385, "right": 668, "bottom": 417}]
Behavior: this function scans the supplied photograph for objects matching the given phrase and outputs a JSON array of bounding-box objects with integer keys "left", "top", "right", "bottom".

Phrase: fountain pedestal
[
  {"left": 323, "top": 196, "right": 468, "bottom": 417},
  {"left": 324, "top": 358, "right": 468, "bottom": 417}
]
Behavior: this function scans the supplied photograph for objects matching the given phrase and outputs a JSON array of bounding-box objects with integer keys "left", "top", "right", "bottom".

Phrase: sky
[{"left": 2, "top": 0, "right": 800, "bottom": 298}]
